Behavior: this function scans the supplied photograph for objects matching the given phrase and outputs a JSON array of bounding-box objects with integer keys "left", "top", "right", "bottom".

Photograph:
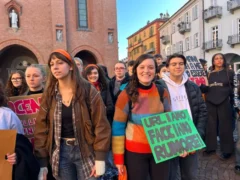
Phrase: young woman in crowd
[
  {"left": 34, "top": 49, "right": 111, "bottom": 180},
  {"left": 5, "top": 70, "right": 28, "bottom": 97},
  {"left": 112, "top": 54, "right": 171, "bottom": 180},
  {"left": 201, "top": 53, "right": 234, "bottom": 160},
  {"left": 25, "top": 64, "right": 46, "bottom": 95},
  {"left": 25, "top": 65, "right": 55, "bottom": 180},
  {"left": 156, "top": 64, "right": 167, "bottom": 80},
  {"left": 84, "top": 64, "right": 114, "bottom": 125}
]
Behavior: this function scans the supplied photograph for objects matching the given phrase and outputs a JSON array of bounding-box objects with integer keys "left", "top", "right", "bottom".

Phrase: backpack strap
[{"left": 155, "top": 83, "right": 164, "bottom": 103}]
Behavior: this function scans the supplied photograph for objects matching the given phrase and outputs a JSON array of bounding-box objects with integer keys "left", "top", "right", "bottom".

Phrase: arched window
[{"left": 78, "top": 0, "right": 88, "bottom": 29}]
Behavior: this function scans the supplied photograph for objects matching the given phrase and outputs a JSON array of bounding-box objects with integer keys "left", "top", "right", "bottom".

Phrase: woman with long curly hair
[
  {"left": 34, "top": 49, "right": 111, "bottom": 180},
  {"left": 112, "top": 54, "right": 171, "bottom": 180},
  {"left": 5, "top": 70, "right": 28, "bottom": 97}
]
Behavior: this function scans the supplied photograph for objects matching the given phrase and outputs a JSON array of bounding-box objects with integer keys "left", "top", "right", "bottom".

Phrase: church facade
[{"left": 0, "top": 0, "right": 118, "bottom": 82}]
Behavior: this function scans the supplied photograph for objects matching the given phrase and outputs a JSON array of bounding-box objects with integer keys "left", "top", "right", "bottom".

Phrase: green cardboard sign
[{"left": 141, "top": 109, "right": 205, "bottom": 163}]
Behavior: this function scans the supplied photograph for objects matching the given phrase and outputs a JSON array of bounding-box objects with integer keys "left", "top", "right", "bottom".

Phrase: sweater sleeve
[
  {"left": 112, "top": 90, "right": 129, "bottom": 165},
  {"left": 162, "top": 88, "right": 171, "bottom": 112},
  {"left": 10, "top": 110, "right": 24, "bottom": 135}
]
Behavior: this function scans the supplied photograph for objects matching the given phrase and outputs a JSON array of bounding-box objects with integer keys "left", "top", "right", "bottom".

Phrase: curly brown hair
[
  {"left": 126, "top": 54, "right": 157, "bottom": 103},
  {"left": 83, "top": 64, "right": 108, "bottom": 91},
  {"left": 5, "top": 70, "right": 28, "bottom": 97}
]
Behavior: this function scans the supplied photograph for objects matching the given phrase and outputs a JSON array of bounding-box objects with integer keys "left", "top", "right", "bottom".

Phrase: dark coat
[
  {"left": 109, "top": 75, "right": 129, "bottom": 105},
  {"left": 158, "top": 80, "right": 207, "bottom": 138},
  {"left": 13, "top": 134, "right": 40, "bottom": 180},
  {"left": 100, "top": 83, "right": 114, "bottom": 126}
]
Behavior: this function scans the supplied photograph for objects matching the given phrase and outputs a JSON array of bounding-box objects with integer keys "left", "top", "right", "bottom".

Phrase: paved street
[{"left": 197, "top": 149, "right": 240, "bottom": 180}]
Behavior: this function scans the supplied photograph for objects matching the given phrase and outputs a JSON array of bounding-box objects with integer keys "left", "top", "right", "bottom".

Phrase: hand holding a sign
[
  {"left": 179, "top": 150, "right": 188, "bottom": 158},
  {"left": 6, "top": 153, "right": 17, "bottom": 165},
  {"left": 179, "top": 150, "right": 196, "bottom": 158}
]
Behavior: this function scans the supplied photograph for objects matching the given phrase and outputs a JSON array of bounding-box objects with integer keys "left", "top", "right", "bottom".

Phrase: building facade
[
  {"left": 159, "top": 0, "right": 204, "bottom": 61},
  {"left": 127, "top": 16, "right": 168, "bottom": 61},
  {"left": 203, "top": 0, "right": 240, "bottom": 70},
  {"left": 0, "top": 0, "right": 118, "bottom": 82}
]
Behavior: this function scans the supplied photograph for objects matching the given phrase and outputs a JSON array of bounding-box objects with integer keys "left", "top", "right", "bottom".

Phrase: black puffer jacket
[
  {"left": 157, "top": 80, "right": 207, "bottom": 138},
  {"left": 100, "top": 83, "right": 114, "bottom": 126}
]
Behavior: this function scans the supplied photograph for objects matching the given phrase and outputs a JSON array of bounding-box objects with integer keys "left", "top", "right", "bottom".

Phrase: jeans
[
  {"left": 169, "top": 153, "right": 198, "bottom": 180},
  {"left": 58, "top": 142, "right": 96, "bottom": 180}
]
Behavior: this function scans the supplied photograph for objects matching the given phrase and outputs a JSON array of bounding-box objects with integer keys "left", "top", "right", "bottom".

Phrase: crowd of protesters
[{"left": 1, "top": 49, "right": 240, "bottom": 180}]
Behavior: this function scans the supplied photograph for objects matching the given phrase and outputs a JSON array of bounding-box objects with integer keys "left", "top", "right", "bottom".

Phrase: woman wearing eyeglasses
[{"left": 5, "top": 70, "right": 28, "bottom": 97}]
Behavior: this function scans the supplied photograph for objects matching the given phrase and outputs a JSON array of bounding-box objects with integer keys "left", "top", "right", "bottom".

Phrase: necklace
[{"left": 62, "top": 94, "right": 73, "bottom": 105}]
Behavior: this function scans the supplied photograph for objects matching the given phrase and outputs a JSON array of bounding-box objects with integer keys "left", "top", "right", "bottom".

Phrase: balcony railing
[
  {"left": 160, "top": 35, "right": 170, "bottom": 45},
  {"left": 204, "top": 6, "right": 222, "bottom": 22},
  {"left": 227, "top": 34, "right": 240, "bottom": 47},
  {"left": 178, "top": 22, "right": 191, "bottom": 34},
  {"left": 227, "top": 0, "right": 240, "bottom": 13},
  {"left": 145, "top": 47, "right": 155, "bottom": 54},
  {"left": 203, "top": 39, "right": 223, "bottom": 51}
]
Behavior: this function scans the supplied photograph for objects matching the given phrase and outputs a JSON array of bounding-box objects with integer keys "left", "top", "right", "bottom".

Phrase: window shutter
[{"left": 198, "top": 32, "right": 201, "bottom": 47}]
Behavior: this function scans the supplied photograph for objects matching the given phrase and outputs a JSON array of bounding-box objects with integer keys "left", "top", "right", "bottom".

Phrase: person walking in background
[
  {"left": 112, "top": 54, "right": 170, "bottom": 180},
  {"left": 156, "top": 64, "right": 167, "bottom": 80},
  {"left": 201, "top": 53, "right": 234, "bottom": 160},
  {"left": 84, "top": 64, "right": 114, "bottom": 126},
  {"left": 109, "top": 61, "right": 129, "bottom": 104},
  {"left": 84, "top": 64, "right": 117, "bottom": 179},
  {"left": 5, "top": 70, "right": 28, "bottom": 97},
  {"left": 34, "top": 49, "right": 111, "bottom": 180},
  {"left": 74, "top": 57, "right": 83, "bottom": 74},
  {"left": 159, "top": 54, "right": 207, "bottom": 180},
  {"left": 126, "top": 60, "right": 135, "bottom": 77},
  {"left": 154, "top": 54, "right": 163, "bottom": 67},
  {"left": 25, "top": 64, "right": 46, "bottom": 95},
  {"left": 97, "top": 64, "right": 111, "bottom": 82}
]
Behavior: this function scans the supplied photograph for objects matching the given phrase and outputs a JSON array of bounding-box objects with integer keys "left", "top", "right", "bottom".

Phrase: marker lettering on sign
[
  {"left": 148, "top": 125, "right": 175, "bottom": 144},
  {"left": 8, "top": 98, "right": 40, "bottom": 115},
  {"left": 143, "top": 115, "right": 167, "bottom": 128},
  {"left": 154, "top": 134, "right": 202, "bottom": 161}
]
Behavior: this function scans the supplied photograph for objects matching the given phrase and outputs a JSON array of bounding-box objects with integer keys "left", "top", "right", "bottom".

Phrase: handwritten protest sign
[
  {"left": 185, "top": 56, "right": 208, "bottom": 85},
  {"left": 141, "top": 110, "right": 205, "bottom": 163},
  {"left": 8, "top": 94, "right": 42, "bottom": 144}
]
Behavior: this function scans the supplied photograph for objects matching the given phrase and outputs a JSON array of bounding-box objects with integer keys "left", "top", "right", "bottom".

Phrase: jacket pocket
[{"left": 84, "top": 120, "right": 95, "bottom": 145}]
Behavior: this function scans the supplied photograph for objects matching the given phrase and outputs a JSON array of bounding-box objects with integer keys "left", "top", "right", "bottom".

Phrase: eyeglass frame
[
  {"left": 11, "top": 77, "right": 22, "bottom": 82},
  {"left": 114, "top": 67, "right": 126, "bottom": 70}
]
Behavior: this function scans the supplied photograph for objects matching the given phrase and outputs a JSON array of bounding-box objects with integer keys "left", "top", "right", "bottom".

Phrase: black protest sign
[{"left": 185, "top": 56, "right": 208, "bottom": 85}]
